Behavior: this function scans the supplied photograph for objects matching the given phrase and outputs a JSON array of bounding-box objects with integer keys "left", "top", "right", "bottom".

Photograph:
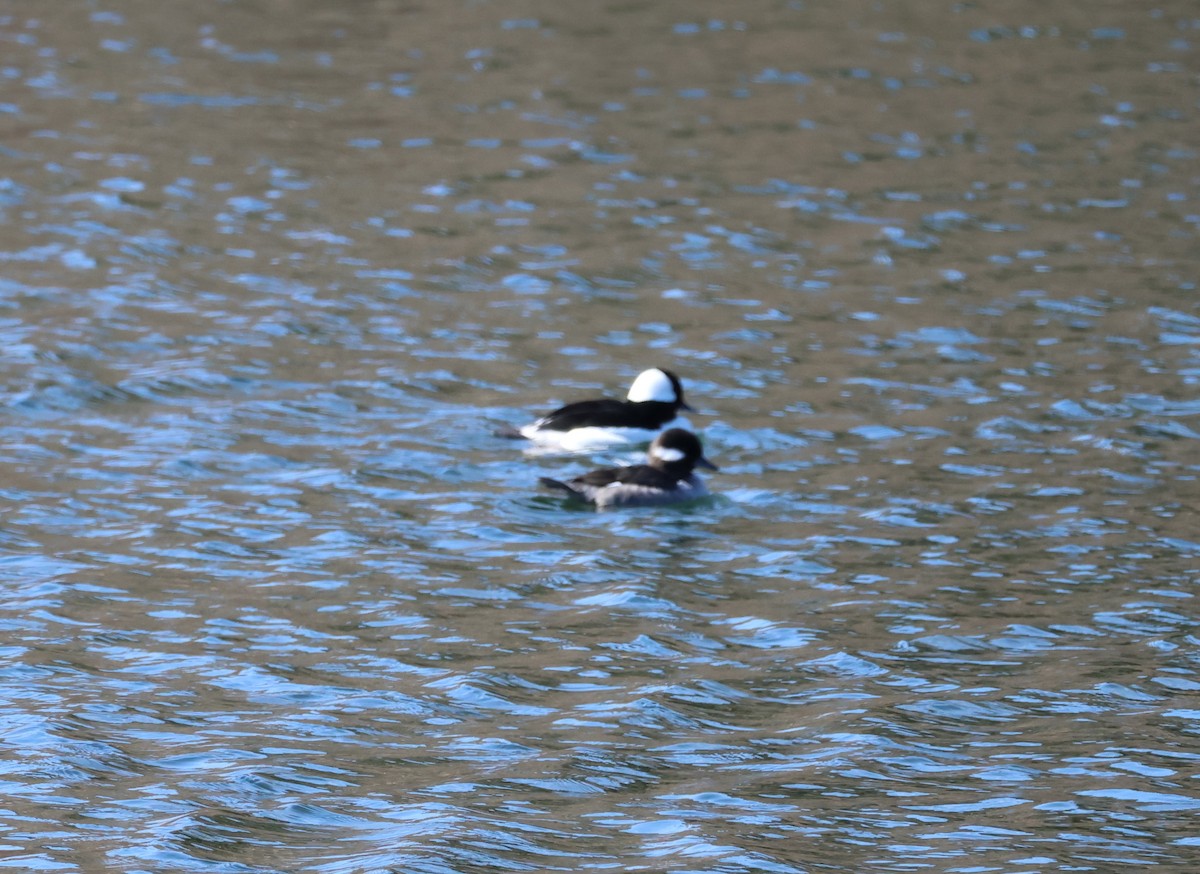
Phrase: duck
[
  {"left": 539, "top": 427, "right": 717, "bottom": 508},
  {"left": 497, "top": 367, "right": 693, "bottom": 452}
]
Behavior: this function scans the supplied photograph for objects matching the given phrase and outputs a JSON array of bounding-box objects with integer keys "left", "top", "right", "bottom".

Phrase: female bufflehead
[
  {"left": 498, "top": 367, "right": 693, "bottom": 452},
  {"left": 539, "top": 427, "right": 717, "bottom": 508}
]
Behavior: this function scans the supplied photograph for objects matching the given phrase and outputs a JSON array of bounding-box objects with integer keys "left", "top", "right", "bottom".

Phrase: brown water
[{"left": 2, "top": 1, "right": 1199, "bottom": 871}]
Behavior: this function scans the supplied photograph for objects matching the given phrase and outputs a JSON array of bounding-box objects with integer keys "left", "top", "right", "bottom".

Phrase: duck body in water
[
  {"left": 539, "top": 428, "right": 717, "bottom": 508},
  {"left": 498, "top": 368, "right": 693, "bottom": 452}
]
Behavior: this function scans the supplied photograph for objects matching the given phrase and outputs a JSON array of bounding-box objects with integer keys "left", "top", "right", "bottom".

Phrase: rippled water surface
[{"left": 2, "top": 1, "right": 1199, "bottom": 871}]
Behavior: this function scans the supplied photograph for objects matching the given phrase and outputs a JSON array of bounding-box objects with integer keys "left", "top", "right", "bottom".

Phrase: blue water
[{"left": 0, "top": 2, "right": 1198, "bottom": 871}]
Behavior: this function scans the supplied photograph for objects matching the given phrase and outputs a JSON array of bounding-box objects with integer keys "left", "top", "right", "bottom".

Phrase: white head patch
[
  {"left": 651, "top": 445, "right": 685, "bottom": 463},
  {"left": 626, "top": 369, "right": 677, "bottom": 403}
]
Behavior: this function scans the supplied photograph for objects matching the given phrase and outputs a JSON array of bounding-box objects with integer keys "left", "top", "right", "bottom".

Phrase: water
[{"left": 1, "top": 1, "right": 1199, "bottom": 871}]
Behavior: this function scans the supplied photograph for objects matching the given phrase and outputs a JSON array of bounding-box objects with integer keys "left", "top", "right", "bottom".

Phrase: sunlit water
[{"left": 1, "top": 1, "right": 1198, "bottom": 871}]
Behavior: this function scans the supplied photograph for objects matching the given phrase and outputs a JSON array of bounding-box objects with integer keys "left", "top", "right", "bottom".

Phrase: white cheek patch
[
  {"left": 651, "top": 446, "right": 685, "bottom": 463},
  {"left": 626, "top": 369, "right": 677, "bottom": 403}
]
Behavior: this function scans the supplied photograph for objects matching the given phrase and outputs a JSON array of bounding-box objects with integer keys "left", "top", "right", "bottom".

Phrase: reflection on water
[{"left": 2, "top": 0, "right": 1199, "bottom": 870}]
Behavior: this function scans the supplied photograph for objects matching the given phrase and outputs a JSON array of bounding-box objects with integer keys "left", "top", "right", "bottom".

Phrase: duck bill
[{"left": 696, "top": 455, "right": 718, "bottom": 471}]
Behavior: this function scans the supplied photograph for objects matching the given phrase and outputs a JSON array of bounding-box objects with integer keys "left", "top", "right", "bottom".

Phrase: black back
[
  {"left": 536, "top": 399, "right": 680, "bottom": 432},
  {"left": 569, "top": 462, "right": 681, "bottom": 490}
]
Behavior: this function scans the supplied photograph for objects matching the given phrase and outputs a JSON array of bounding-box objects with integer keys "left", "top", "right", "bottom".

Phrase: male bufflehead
[
  {"left": 539, "top": 427, "right": 717, "bottom": 508},
  {"left": 497, "top": 367, "right": 693, "bottom": 452}
]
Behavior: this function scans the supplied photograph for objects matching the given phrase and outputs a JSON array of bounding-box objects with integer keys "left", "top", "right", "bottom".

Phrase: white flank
[{"left": 521, "top": 417, "right": 690, "bottom": 453}]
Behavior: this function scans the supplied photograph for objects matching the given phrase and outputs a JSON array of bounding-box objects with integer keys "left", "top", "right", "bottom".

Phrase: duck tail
[{"left": 539, "top": 477, "right": 584, "bottom": 500}]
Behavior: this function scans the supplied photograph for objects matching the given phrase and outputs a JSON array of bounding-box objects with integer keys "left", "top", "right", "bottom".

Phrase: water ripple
[{"left": 1, "top": 2, "right": 1197, "bottom": 871}]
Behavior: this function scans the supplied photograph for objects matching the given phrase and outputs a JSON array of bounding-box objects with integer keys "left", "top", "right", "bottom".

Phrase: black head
[{"left": 646, "top": 427, "right": 718, "bottom": 473}]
